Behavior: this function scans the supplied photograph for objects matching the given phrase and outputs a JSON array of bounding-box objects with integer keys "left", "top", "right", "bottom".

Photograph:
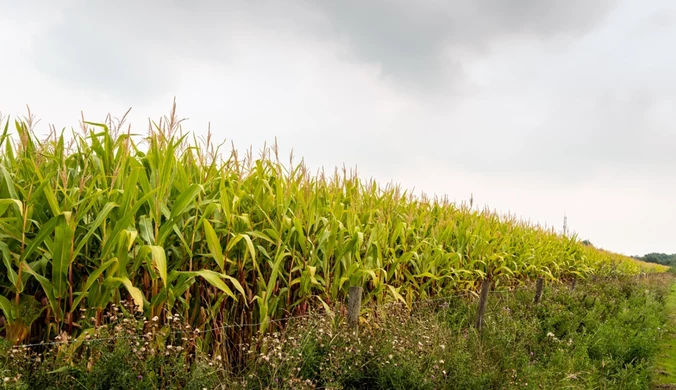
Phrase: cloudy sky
[{"left": 1, "top": 0, "right": 675, "bottom": 256}]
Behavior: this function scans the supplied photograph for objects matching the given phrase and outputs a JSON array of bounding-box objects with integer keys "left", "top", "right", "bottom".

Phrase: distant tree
[
  {"left": 634, "top": 252, "right": 676, "bottom": 266},
  {"left": 581, "top": 239, "right": 593, "bottom": 247}
]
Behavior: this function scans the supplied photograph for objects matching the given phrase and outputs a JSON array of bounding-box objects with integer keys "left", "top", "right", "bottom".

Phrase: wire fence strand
[{"left": 7, "top": 281, "right": 571, "bottom": 350}]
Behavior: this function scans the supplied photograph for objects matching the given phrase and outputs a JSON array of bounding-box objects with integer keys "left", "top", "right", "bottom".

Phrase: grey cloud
[
  {"left": 559, "top": 92, "right": 676, "bottom": 172},
  {"left": 19, "top": 0, "right": 676, "bottom": 182},
  {"left": 634, "top": 7, "right": 676, "bottom": 34},
  {"left": 306, "top": 0, "right": 619, "bottom": 92},
  {"left": 28, "top": 2, "right": 174, "bottom": 99},
  {"left": 26, "top": 1, "right": 246, "bottom": 100},
  {"left": 28, "top": 0, "right": 620, "bottom": 100},
  {"left": 436, "top": 90, "right": 676, "bottom": 179}
]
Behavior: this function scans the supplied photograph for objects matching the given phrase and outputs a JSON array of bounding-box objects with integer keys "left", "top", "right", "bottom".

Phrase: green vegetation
[
  {"left": 0, "top": 105, "right": 668, "bottom": 379},
  {"left": 0, "top": 274, "right": 671, "bottom": 389},
  {"left": 653, "top": 281, "right": 676, "bottom": 387},
  {"left": 634, "top": 253, "right": 676, "bottom": 267}
]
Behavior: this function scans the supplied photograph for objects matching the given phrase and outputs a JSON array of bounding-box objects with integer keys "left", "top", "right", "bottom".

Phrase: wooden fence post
[
  {"left": 474, "top": 277, "right": 491, "bottom": 330},
  {"left": 534, "top": 277, "right": 544, "bottom": 304},
  {"left": 348, "top": 286, "right": 363, "bottom": 333},
  {"left": 571, "top": 278, "right": 576, "bottom": 290}
]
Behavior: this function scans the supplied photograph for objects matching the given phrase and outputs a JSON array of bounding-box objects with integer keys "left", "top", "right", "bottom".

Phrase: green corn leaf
[
  {"left": 157, "top": 183, "right": 203, "bottom": 244},
  {"left": 0, "top": 241, "right": 18, "bottom": 287},
  {"left": 0, "top": 294, "right": 13, "bottom": 320},
  {"left": 71, "top": 258, "right": 118, "bottom": 310},
  {"left": 202, "top": 219, "right": 224, "bottom": 270},
  {"left": 0, "top": 165, "right": 18, "bottom": 200},
  {"left": 20, "top": 262, "right": 61, "bottom": 320},
  {"left": 72, "top": 201, "right": 118, "bottom": 257},
  {"left": 140, "top": 245, "right": 168, "bottom": 288},
  {"left": 387, "top": 285, "right": 408, "bottom": 308},
  {"left": 52, "top": 213, "right": 74, "bottom": 298},
  {"left": 108, "top": 276, "right": 144, "bottom": 312},
  {"left": 0, "top": 199, "right": 23, "bottom": 217},
  {"left": 20, "top": 215, "right": 60, "bottom": 263},
  {"left": 173, "top": 270, "right": 244, "bottom": 301}
]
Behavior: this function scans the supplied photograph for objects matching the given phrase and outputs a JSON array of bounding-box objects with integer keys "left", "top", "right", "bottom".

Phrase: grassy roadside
[
  {"left": 1, "top": 275, "right": 672, "bottom": 389},
  {"left": 653, "top": 275, "right": 676, "bottom": 388}
]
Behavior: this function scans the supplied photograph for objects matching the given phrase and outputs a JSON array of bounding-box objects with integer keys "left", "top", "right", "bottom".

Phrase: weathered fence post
[
  {"left": 474, "top": 277, "right": 491, "bottom": 330},
  {"left": 348, "top": 286, "right": 363, "bottom": 333},
  {"left": 534, "top": 277, "right": 544, "bottom": 304},
  {"left": 571, "top": 278, "right": 577, "bottom": 290}
]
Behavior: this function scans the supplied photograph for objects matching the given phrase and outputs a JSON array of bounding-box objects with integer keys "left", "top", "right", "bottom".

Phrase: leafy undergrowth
[
  {"left": 652, "top": 270, "right": 676, "bottom": 388},
  {"left": 0, "top": 275, "right": 672, "bottom": 390}
]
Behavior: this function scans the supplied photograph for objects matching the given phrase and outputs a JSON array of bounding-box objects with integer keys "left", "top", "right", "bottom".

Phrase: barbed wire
[
  {"left": 9, "top": 313, "right": 321, "bottom": 349},
  {"left": 6, "top": 283, "right": 555, "bottom": 349},
  {"left": 7, "top": 273, "right": 655, "bottom": 350}
]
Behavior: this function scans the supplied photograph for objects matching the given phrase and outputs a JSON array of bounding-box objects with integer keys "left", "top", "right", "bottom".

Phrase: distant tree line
[
  {"left": 632, "top": 252, "right": 676, "bottom": 266},
  {"left": 581, "top": 239, "right": 675, "bottom": 266}
]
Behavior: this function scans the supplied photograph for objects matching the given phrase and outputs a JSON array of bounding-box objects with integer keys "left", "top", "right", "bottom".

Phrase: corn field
[{"left": 0, "top": 105, "right": 662, "bottom": 364}]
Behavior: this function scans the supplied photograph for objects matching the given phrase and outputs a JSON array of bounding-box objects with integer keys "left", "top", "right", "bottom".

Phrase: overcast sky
[{"left": 1, "top": 0, "right": 675, "bottom": 256}]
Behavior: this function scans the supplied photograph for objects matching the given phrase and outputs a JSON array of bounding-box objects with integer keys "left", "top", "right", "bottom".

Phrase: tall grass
[{"left": 0, "top": 103, "right": 663, "bottom": 364}]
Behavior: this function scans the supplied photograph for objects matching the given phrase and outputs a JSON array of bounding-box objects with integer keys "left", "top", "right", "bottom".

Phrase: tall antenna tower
[{"left": 563, "top": 212, "right": 568, "bottom": 236}]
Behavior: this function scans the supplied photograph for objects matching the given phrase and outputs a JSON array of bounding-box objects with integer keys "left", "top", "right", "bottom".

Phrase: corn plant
[{"left": 0, "top": 105, "right": 664, "bottom": 366}]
